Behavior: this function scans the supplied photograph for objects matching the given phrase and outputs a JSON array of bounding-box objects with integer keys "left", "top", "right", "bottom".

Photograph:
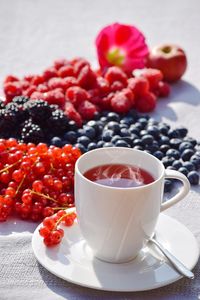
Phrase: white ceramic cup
[{"left": 75, "top": 147, "right": 190, "bottom": 263}]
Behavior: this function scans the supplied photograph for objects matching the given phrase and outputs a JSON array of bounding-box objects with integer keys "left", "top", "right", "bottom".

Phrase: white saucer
[{"left": 32, "top": 214, "right": 199, "bottom": 292}]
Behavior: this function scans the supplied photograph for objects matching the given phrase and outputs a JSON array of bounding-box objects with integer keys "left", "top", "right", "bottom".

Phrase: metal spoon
[{"left": 149, "top": 236, "right": 194, "bottom": 279}]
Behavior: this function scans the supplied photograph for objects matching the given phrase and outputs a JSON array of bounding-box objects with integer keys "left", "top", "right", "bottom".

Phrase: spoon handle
[{"left": 149, "top": 237, "right": 194, "bottom": 279}]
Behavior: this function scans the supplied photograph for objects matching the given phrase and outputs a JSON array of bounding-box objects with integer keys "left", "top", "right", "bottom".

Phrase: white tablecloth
[{"left": 0, "top": 0, "right": 200, "bottom": 299}]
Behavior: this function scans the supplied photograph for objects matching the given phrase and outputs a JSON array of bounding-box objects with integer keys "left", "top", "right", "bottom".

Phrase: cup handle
[{"left": 161, "top": 169, "right": 190, "bottom": 212}]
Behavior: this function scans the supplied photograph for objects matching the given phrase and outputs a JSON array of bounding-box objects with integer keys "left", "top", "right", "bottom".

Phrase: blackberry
[
  {"left": 12, "top": 96, "right": 29, "bottom": 106},
  {"left": 6, "top": 102, "right": 27, "bottom": 124},
  {"left": 24, "top": 99, "right": 52, "bottom": 123},
  {"left": 0, "top": 100, "right": 5, "bottom": 110},
  {"left": 47, "top": 110, "right": 68, "bottom": 135},
  {"left": 21, "top": 119, "right": 44, "bottom": 143}
]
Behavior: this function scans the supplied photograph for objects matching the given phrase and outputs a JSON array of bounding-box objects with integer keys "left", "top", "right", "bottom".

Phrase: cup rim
[{"left": 75, "top": 147, "right": 165, "bottom": 190}]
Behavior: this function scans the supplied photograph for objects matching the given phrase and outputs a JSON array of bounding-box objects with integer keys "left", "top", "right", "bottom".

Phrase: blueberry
[
  {"left": 190, "top": 155, "right": 200, "bottom": 169},
  {"left": 115, "top": 140, "right": 129, "bottom": 147},
  {"left": 83, "top": 126, "right": 96, "bottom": 139},
  {"left": 164, "top": 180, "right": 173, "bottom": 193},
  {"left": 160, "top": 144, "right": 171, "bottom": 154},
  {"left": 166, "top": 149, "right": 180, "bottom": 159},
  {"left": 119, "top": 123, "right": 129, "bottom": 129},
  {"left": 74, "top": 143, "right": 86, "bottom": 153},
  {"left": 86, "top": 120, "right": 99, "bottom": 132},
  {"left": 172, "top": 160, "right": 183, "bottom": 169},
  {"left": 168, "top": 129, "right": 180, "bottom": 138},
  {"left": 87, "top": 142, "right": 97, "bottom": 151},
  {"left": 141, "top": 135, "right": 154, "bottom": 145},
  {"left": 158, "top": 136, "right": 170, "bottom": 145},
  {"left": 162, "top": 156, "right": 175, "bottom": 167},
  {"left": 126, "top": 109, "right": 138, "bottom": 120},
  {"left": 97, "top": 140, "right": 105, "bottom": 148},
  {"left": 145, "top": 144, "right": 159, "bottom": 153},
  {"left": 182, "top": 162, "right": 195, "bottom": 172},
  {"left": 138, "top": 117, "right": 148, "bottom": 127},
  {"left": 129, "top": 126, "right": 140, "bottom": 135},
  {"left": 178, "top": 167, "right": 188, "bottom": 176},
  {"left": 134, "top": 122, "right": 143, "bottom": 130},
  {"left": 93, "top": 112, "right": 101, "bottom": 120},
  {"left": 147, "top": 126, "right": 160, "bottom": 138},
  {"left": 183, "top": 137, "right": 197, "bottom": 147},
  {"left": 179, "top": 142, "right": 193, "bottom": 153},
  {"left": 68, "top": 120, "right": 78, "bottom": 131},
  {"left": 120, "top": 116, "right": 133, "bottom": 126},
  {"left": 139, "top": 130, "right": 148, "bottom": 137},
  {"left": 111, "top": 135, "right": 121, "bottom": 144},
  {"left": 100, "top": 116, "right": 107, "bottom": 123},
  {"left": 106, "top": 121, "right": 120, "bottom": 134},
  {"left": 159, "top": 125, "right": 169, "bottom": 135},
  {"left": 64, "top": 131, "right": 77, "bottom": 143},
  {"left": 133, "top": 139, "right": 143, "bottom": 147},
  {"left": 176, "top": 126, "right": 188, "bottom": 138},
  {"left": 102, "top": 130, "right": 114, "bottom": 142},
  {"left": 121, "top": 137, "right": 133, "bottom": 146},
  {"left": 187, "top": 171, "right": 199, "bottom": 185},
  {"left": 107, "top": 112, "right": 120, "bottom": 122},
  {"left": 153, "top": 151, "right": 164, "bottom": 160},
  {"left": 77, "top": 128, "right": 85, "bottom": 137},
  {"left": 134, "top": 145, "right": 144, "bottom": 150},
  {"left": 120, "top": 128, "right": 131, "bottom": 137},
  {"left": 169, "top": 138, "right": 182, "bottom": 149},
  {"left": 181, "top": 149, "right": 195, "bottom": 161},
  {"left": 50, "top": 137, "right": 62, "bottom": 147},
  {"left": 103, "top": 142, "right": 114, "bottom": 147},
  {"left": 77, "top": 136, "right": 91, "bottom": 147},
  {"left": 148, "top": 118, "right": 158, "bottom": 126},
  {"left": 130, "top": 134, "right": 139, "bottom": 141}
]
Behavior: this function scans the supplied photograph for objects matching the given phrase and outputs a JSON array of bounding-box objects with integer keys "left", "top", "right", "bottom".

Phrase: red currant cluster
[
  {"left": 3, "top": 58, "right": 170, "bottom": 126},
  {"left": 0, "top": 138, "right": 81, "bottom": 222},
  {"left": 39, "top": 209, "right": 76, "bottom": 246}
]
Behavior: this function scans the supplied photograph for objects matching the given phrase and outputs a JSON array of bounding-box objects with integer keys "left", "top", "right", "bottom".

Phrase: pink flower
[{"left": 95, "top": 23, "right": 149, "bottom": 74}]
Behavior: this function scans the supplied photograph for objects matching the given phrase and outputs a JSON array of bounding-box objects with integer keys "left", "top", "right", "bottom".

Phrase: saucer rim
[{"left": 32, "top": 213, "right": 199, "bottom": 292}]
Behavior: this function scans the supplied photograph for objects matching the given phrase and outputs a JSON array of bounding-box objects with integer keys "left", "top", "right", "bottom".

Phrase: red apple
[{"left": 147, "top": 44, "right": 187, "bottom": 82}]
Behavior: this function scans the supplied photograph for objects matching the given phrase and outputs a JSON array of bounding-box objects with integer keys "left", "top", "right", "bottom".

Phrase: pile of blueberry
[{"left": 54, "top": 110, "right": 200, "bottom": 191}]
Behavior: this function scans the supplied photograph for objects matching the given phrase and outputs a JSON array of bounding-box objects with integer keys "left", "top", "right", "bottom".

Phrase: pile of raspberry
[
  {"left": 3, "top": 58, "right": 170, "bottom": 126},
  {"left": 0, "top": 138, "right": 81, "bottom": 222}
]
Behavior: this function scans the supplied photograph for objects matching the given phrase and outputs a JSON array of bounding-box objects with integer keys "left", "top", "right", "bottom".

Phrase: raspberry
[
  {"left": 122, "top": 88, "right": 135, "bottom": 106},
  {"left": 48, "top": 77, "right": 66, "bottom": 91},
  {"left": 24, "top": 86, "right": 37, "bottom": 97},
  {"left": 100, "top": 93, "right": 114, "bottom": 110},
  {"left": 37, "top": 84, "right": 49, "bottom": 93},
  {"left": 45, "top": 89, "right": 65, "bottom": 107},
  {"left": 4, "top": 82, "right": 22, "bottom": 102},
  {"left": 65, "top": 102, "right": 82, "bottom": 126},
  {"left": 156, "top": 81, "right": 170, "bottom": 98},
  {"left": 128, "top": 77, "right": 149, "bottom": 97},
  {"left": 19, "top": 80, "right": 30, "bottom": 90},
  {"left": 24, "top": 75, "right": 35, "bottom": 82},
  {"left": 58, "top": 65, "right": 74, "bottom": 78},
  {"left": 110, "top": 80, "right": 124, "bottom": 92},
  {"left": 62, "top": 77, "right": 78, "bottom": 90},
  {"left": 95, "top": 77, "right": 109, "bottom": 95},
  {"left": 135, "top": 92, "right": 157, "bottom": 112},
  {"left": 134, "top": 68, "right": 163, "bottom": 90},
  {"left": 53, "top": 58, "right": 69, "bottom": 70},
  {"left": 87, "top": 89, "right": 101, "bottom": 105},
  {"left": 31, "top": 75, "right": 45, "bottom": 86},
  {"left": 43, "top": 68, "right": 58, "bottom": 81},
  {"left": 30, "top": 91, "right": 46, "bottom": 100},
  {"left": 111, "top": 92, "right": 131, "bottom": 113},
  {"left": 72, "top": 58, "right": 90, "bottom": 75},
  {"left": 77, "top": 100, "right": 98, "bottom": 120},
  {"left": 65, "top": 86, "right": 89, "bottom": 107},
  {"left": 77, "top": 65, "right": 97, "bottom": 89},
  {"left": 4, "top": 75, "right": 19, "bottom": 84},
  {"left": 104, "top": 66, "right": 128, "bottom": 86}
]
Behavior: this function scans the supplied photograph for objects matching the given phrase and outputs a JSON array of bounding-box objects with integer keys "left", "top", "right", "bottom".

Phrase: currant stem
[
  {"left": 30, "top": 190, "right": 59, "bottom": 203},
  {"left": 0, "top": 159, "right": 22, "bottom": 174}
]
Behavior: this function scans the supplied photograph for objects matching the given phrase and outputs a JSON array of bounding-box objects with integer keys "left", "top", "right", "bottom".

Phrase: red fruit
[
  {"left": 19, "top": 80, "right": 30, "bottom": 90},
  {"left": 100, "top": 93, "right": 114, "bottom": 110},
  {"left": 110, "top": 81, "right": 124, "bottom": 92},
  {"left": 62, "top": 77, "right": 78, "bottom": 90},
  {"left": 24, "top": 75, "right": 35, "bottom": 82},
  {"left": 4, "top": 75, "right": 19, "bottom": 83},
  {"left": 37, "top": 84, "right": 49, "bottom": 93},
  {"left": 77, "top": 100, "right": 98, "bottom": 120},
  {"left": 24, "top": 86, "right": 37, "bottom": 97},
  {"left": 43, "top": 217, "right": 56, "bottom": 230},
  {"left": 128, "top": 77, "right": 149, "bottom": 97},
  {"left": 134, "top": 68, "right": 163, "bottom": 90},
  {"left": 73, "top": 58, "right": 90, "bottom": 75},
  {"left": 45, "top": 89, "right": 65, "bottom": 107},
  {"left": 95, "top": 77, "right": 109, "bottom": 95},
  {"left": 58, "top": 65, "right": 74, "bottom": 78},
  {"left": 32, "top": 180, "right": 43, "bottom": 192},
  {"left": 4, "top": 82, "right": 22, "bottom": 102},
  {"left": 53, "top": 58, "right": 69, "bottom": 70},
  {"left": 65, "top": 102, "right": 83, "bottom": 126},
  {"left": 135, "top": 92, "right": 157, "bottom": 112},
  {"left": 48, "top": 77, "right": 66, "bottom": 91},
  {"left": 77, "top": 65, "right": 97, "bottom": 89},
  {"left": 64, "top": 215, "right": 74, "bottom": 226},
  {"left": 39, "top": 226, "right": 51, "bottom": 238},
  {"left": 156, "top": 81, "right": 170, "bottom": 98},
  {"left": 111, "top": 92, "right": 132, "bottom": 113},
  {"left": 87, "top": 89, "right": 101, "bottom": 105},
  {"left": 147, "top": 44, "right": 187, "bottom": 82},
  {"left": 43, "top": 67, "right": 58, "bottom": 81},
  {"left": 122, "top": 88, "right": 135, "bottom": 106},
  {"left": 104, "top": 66, "right": 128, "bottom": 86},
  {"left": 65, "top": 86, "right": 89, "bottom": 107},
  {"left": 32, "top": 75, "right": 45, "bottom": 86},
  {"left": 30, "top": 91, "right": 46, "bottom": 100}
]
